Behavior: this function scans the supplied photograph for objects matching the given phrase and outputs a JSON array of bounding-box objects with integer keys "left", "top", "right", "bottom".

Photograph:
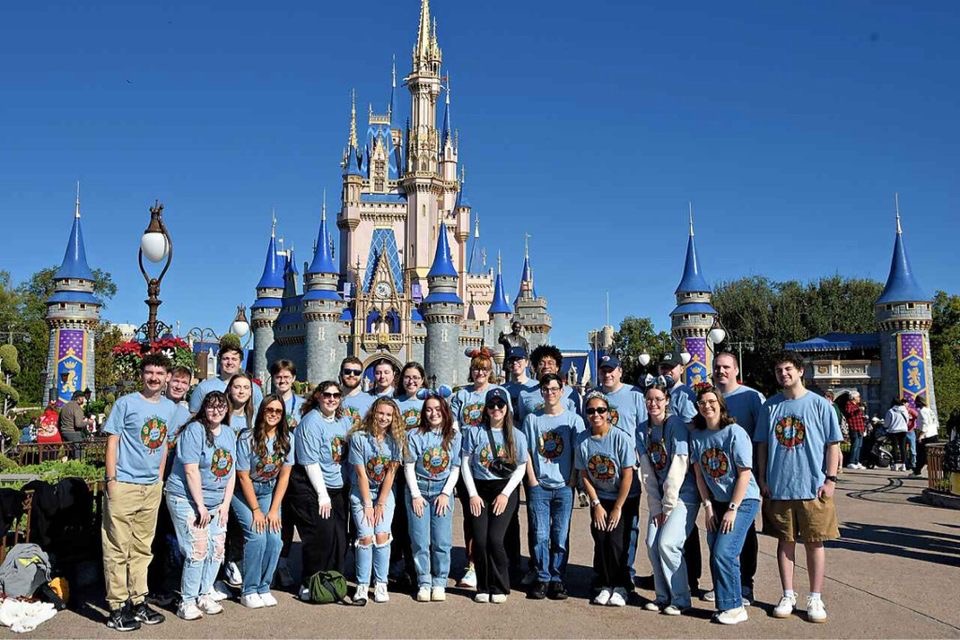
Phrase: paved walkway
[{"left": 9, "top": 469, "right": 960, "bottom": 638}]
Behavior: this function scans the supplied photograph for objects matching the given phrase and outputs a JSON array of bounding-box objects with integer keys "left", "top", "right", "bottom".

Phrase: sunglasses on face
[
  {"left": 264, "top": 407, "right": 284, "bottom": 416},
  {"left": 486, "top": 400, "right": 507, "bottom": 410},
  {"left": 341, "top": 368, "right": 362, "bottom": 376},
  {"left": 585, "top": 407, "right": 608, "bottom": 416},
  {"left": 322, "top": 392, "right": 342, "bottom": 400}
]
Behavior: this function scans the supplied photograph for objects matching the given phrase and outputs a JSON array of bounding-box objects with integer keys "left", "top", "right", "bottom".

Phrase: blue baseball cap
[
  {"left": 505, "top": 346, "right": 528, "bottom": 361},
  {"left": 485, "top": 388, "right": 509, "bottom": 405},
  {"left": 598, "top": 354, "right": 621, "bottom": 370}
]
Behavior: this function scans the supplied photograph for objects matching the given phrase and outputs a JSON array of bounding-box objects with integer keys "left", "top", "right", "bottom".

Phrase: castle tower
[
  {"left": 45, "top": 185, "right": 102, "bottom": 404},
  {"left": 422, "top": 223, "right": 463, "bottom": 385},
  {"left": 250, "top": 218, "right": 284, "bottom": 382},
  {"left": 488, "top": 252, "right": 512, "bottom": 366},
  {"left": 303, "top": 198, "right": 347, "bottom": 384},
  {"left": 512, "top": 237, "right": 552, "bottom": 352},
  {"left": 875, "top": 196, "right": 935, "bottom": 413},
  {"left": 669, "top": 209, "right": 717, "bottom": 387}
]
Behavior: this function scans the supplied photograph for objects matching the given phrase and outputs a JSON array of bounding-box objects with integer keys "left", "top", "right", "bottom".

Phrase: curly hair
[
  {"left": 352, "top": 396, "right": 406, "bottom": 451},
  {"left": 302, "top": 381, "right": 345, "bottom": 420}
]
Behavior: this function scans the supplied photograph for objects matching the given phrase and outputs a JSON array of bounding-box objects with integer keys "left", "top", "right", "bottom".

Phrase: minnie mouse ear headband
[
  {"left": 639, "top": 374, "right": 670, "bottom": 390},
  {"left": 464, "top": 347, "right": 495, "bottom": 359},
  {"left": 417, "top": 385, "right": 453, "bottom": 401}
]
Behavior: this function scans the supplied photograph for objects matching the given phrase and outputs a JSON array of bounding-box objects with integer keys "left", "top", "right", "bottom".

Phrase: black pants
[
  {"left": 390, "top": 472, "right": 417, "bottom": 581},
  {"left": 147, "top": 492, "right": 180, "bottom": 594},
  {"left": 280, "top": 490, "right": 296, "bottom": 559},
  {"left": 456, "top": 475, "right": 475, "bottom": 566},
  {"left": 287, "top": 466, "right": 347, "bottom": 584},
  {"left": 915, "top": 436, "right": 939, "bottom": 474},
  {"left": 740, "top": 522, "right": 758, "bottom": 592},
  {"left": 591, "top": 496, "right": 639, "bottom": 590},
  {"left": 684, "top": 524, "right": 702, "bottom": 589},
  {"left": 504, "top": 502, "right": 522, "bottom": 573},
  {"left": 890, "top": 432, "right": 908, "bottom": 464},
  {"left": 469, "top": 479, "right": 520, "bottom": 595}
]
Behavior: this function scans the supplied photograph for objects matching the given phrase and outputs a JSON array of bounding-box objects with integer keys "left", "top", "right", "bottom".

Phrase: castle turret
[
  {"left": 251, "top": 218, "right": 284, "bottom": 382},
  {"left": 875, "top": 195, "right": 935, "bottom": 413},
  {"left": 422, "top": 224, "right": 463, "bottom": 385},
  {"left": 45, "top": 185, "right": 102, "bottom": 403},
  {"left": 303, "top": 198, "right": 346, "bottom": 384},
  {"left": 669, "top": 208, "right": 717, "bottom": 387},
  {"left": 488, "top": 252, "right": 512, "bottom": 365},
  {"left": 512, "top": 236, "right": 551, "bottom": 351}
]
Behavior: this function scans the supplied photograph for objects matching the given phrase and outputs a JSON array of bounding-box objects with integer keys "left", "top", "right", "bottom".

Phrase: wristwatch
[
  {"left": 590, "top": 498, "right": 601, "bottom": 508},
  {"left": 729, "top": 502, "right": 738, "bottom": 512},
  {"left": 824, "top": 475, "right": 838, "bottom": 483}
]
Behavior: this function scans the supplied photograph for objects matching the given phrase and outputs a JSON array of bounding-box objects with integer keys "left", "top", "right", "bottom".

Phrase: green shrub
[
  {"left": 14, "top": 409, "right": 41, "bottom": 428},
  {"left": 17, "top": 460, "right": 101, "bottom": 483},
  {"left": 0, "top": 455, "right": 19, "bottom": 473},
  {"left": 0, "top": 415, "right": 19, "bottom": 445},
  {"left": 0, "top": 345, "right": 20, "bottom": 376}
]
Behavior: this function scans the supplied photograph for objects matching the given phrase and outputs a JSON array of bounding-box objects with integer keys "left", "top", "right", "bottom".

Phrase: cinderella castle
[{"left": 247, "top": 0, "right": 552, "bottom": 386}]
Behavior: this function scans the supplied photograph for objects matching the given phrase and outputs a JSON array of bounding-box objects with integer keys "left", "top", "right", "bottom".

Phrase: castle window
[
  {"left": 59, "top": 303, "right": 65, "bottom": 309},
  {"left": 907, "top": 303, "right": 915, "bottom": 309},
  {"left": 683, "top": 315, "right": 690, "bottom": 321},
  {"left": 700, "top": 314, "right": 707, "bottom": 319}
]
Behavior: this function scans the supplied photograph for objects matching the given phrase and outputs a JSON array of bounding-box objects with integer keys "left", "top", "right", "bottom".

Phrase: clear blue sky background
[{"left": 3, "top": 0, "right": 958, "bottom": 349}]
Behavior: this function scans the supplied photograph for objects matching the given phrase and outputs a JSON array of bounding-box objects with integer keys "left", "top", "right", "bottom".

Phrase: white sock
[
  {"left": 809, "top": 592, "right": 822, "bottom": 601},
  {"left": 784, "top": 589, "right": 796, "bottom": 599}
]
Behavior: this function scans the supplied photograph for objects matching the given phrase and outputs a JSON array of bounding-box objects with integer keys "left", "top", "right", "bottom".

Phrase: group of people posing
[{"left": 99, "top": 339, "right": 842, "bottom": 631}]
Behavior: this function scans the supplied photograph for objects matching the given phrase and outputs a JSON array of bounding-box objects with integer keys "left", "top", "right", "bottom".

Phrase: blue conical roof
[
  {"left": 55, "top": 214, "right": 94, "bottom": 281},
  {"left": 441, "top": 88, "right": 451, "bottom": 149},
  {"left": 489, "top": 270, "right": 511, "bottom": 315},
  {"left": 307, "top": 210, "right": 338, "bottom": 275},
  {"left": 675, "top": 231, "right": 710, "bottom": 294},
  {"left": 428, "top": 225, "right": 458, "bottom": 278},
  {"left": 256, "top": 234, "right": 284, "bottom": 289},
  {"left": 878, "top": 219, "right": 929, "bottom": 303}
]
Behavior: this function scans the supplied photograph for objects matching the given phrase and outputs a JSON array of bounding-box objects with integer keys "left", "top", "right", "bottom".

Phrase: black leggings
[
  {"left": 890, "top": 432, "right": 908, "bottom": 464},
  {"left": 590, "top": 496, "right": 640, "bottom": 590},
  {"left": 469, "top": 479, "right": 520, "bottom": 595},
  {"left": 287, "top": 466, "right": 347, "bottom": 583},
  {"left": 915, "top": 436, "right": 938, "bottom": 474},
  {"left": 456, "top": 475, "right": 475, "bottom": 566}
]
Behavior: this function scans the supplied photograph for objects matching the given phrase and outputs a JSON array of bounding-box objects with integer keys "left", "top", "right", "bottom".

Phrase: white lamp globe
[
  {"left": 141, "top": 232, "right": 169, "bottom": 263},
  {"left": 709, "top": 327, "right": 727, "bottom": 345},
  {"left": 680, "top": 350, "right": 692, "bottom": 365},
  {"left": 638, "top": 353, "right": 651, "bottom": 367},
  {"left": 231, "top": 319, "right": 250, "bottom": 338}
]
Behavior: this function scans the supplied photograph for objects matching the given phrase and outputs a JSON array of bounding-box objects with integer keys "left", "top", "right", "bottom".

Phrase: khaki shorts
[{"left": 762, "top": 496, "right": 840, "bottom": 543}]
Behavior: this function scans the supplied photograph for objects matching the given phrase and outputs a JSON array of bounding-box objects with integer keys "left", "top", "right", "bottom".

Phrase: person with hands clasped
[
  {"left": 577, "top": 392, "right": 638, "bottom": 608},
  {"left": 461, "top": 388, "right": 528, "bottom": 604},
  {"left": 689, "top": 386, "right": 761, "bottom": 626},
  {"left": 164, "top": 391, "right": 238, "bottom": 621},
  {"left": 288, "top": 381, "right": 352, "bottom": 601},
  {"left": 232, "top": 394, "right": 293, "bottom": 609},
  {"left": 349, "top": 397, "right": 404, "bottom": 605},
  {"left": 403, "top": 394, "right": 462, "bottom": 602}
]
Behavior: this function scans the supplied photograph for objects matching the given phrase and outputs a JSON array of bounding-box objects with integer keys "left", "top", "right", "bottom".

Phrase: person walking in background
[
  {"left": 843, "top": 391, "right": 867, "bottom": 470},
  {"left": 912, "top": 395, "right": 939, "bottom": 477},
  {"left": 885, "top": 398, "right": 910, "bottom": 472},
  {"left": 58, "top": 390, "right": 88, "bottom": 443}
]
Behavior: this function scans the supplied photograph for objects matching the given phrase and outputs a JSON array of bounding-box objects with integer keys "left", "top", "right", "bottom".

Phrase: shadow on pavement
[{"left": 831, "top": 521, "right": 960, "bottom": 567}]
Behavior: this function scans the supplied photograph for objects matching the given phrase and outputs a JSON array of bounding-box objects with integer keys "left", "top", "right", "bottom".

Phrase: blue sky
[{"left": 3, "top": 0, "right": 958, "bottom": 349}]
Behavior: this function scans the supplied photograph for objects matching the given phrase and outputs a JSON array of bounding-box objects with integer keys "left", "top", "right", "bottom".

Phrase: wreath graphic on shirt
[
  {"left": 330, "top": 436, "right": 345, "bottom": 463},
  {"left": 607, "top": 405, "right": 621, "bottom": 427},
  {"left": 422, "top": 446, "right": 450, "bottom": 476},
  {"left": 343, "top": 406, "right": 362, "bottom": 429},
  {"left": 402, "top": 408, "right": 421, "bottom": 429},
  {"left": 254, "top": 452, "right": 284, "bottom": 481},
  {"left": 700, "top": 448, "right": 729, "bottom": 480},
  {"left": 538, "top": 430, "right": 565, "bottom": 460},
  {"left": 366, "top": 454, "right": 391, "bottom": 484},
  {"left": 211, "top": 448, "right": 234, "bottom": 479},
  {"left": 286, "top": 415, "right": 299, "bottom": 430},
  {"left": 587, "top": 454, "right": 617, "bottom": 482},
  {"left": 463, "top": 402, "right": 485, "bottom": 427},
  {"left": 139, "top": 417, "right": 168, "bottom": 452},
  {"left": 774, "top": 416, "right": 806, "bottom": 449},
  {"left": 647, "top": 441, "right": 668, "bottom": 472},
  {"left": 479, "top": 442, "right": 505, "bottom": 468}
]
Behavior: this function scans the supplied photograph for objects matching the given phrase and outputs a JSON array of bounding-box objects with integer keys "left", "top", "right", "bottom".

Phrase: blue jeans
[
  {"left": 166, "top": 493, "right": 225, "bottom": 606},
  {"left": 231, "top": 484, "right": 282, "bottom": 596},
  {"left": 406, "top": 488, "right": 454, "bottom": 588},
  {"left": 706, "top": 498, "right": 760, "bottom": 612},
  {"left": 648, "top": 499, "right": 698, "bottom": 608},
  {"left": 906, "top": 431, "right": 917, "bottom": 468},
  {"left": 849, "top": 431, "right": 864, "bottom": 465},
  {"left": 527, "top": 484, "right": 573, "bottom": 583},
  {"left": 350, "top": 488, "right": 396, "bottom": 586}
]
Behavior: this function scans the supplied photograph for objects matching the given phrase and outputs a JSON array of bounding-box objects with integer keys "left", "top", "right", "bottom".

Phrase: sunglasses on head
[
  {"left": 585, "top": 406, "right": 608, "bottom": 416},
  {"left": 341, "top": 368, "right": 362, "bottom": 376},
  {"left": 486, "top": 400, "right": 507, "bottom": 410},
  {"left": 322, "top": 391, "right": 342, "bottom": 399}
]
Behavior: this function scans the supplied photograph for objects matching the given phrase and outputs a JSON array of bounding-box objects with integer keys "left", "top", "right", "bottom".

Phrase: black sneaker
[
  {"left": 133, "top": 601, "right": 165, "bottom": 625},
  {"left": 547, "top": 581, "right": 568, "bottom": 600},
  {"left": 105, "top": 606, "right": 141, "bottom": 632},
  {"left": 528, "top": 581, "right": 547, "bottom": 600}
]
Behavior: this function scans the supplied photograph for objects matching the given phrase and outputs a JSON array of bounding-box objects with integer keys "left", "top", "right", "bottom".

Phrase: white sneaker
[
  {"left": 773, "top": 593, "right": 797, "bottom": 618},
  {"left": 354, "top": 585, "right": 369, "bottom": 604},
  {"left": 644, "top": 600, "right": 665, "bottom": 612},
  {"left": 491, "top": 593, "right": 507, "bottom": 604},
  {"left": 416, "top": 587, "right": 431, "bottom": 602},
  {"left": 474, "top": 593, "right": 490, "bottom": 603},
  {"left": 276, "top": 559, "right": 294, "bottom": 588},
  {"left": 593, "top": 588, "right": 612, "bottom": 606},
  {"left": 373, "top": 583, "right": 389, "bottom": 603},
  {"left": 806, "top": 596, "right": 828, "bottom": 623},
  {"left": 856, "top": 463, "right": 866, "bottom": 470},
  {"left": 702, "top": 589, "right": 716, "bottom": 602},
  {"left": 663, "top": 604, "right": 684, "bottom": 616},
  {"left": 240, "top": 593, "right": 264, "bottom": 609},
  {"left": 224, "top": 561, "right": 243, "bottom": 587},
  {"left": 459, "top": 567, "right": 477, "bottom": 588},
  {"left": 431, "top": 586, "right": 446, "bottom": 602},
  {"left": 717, "top": 606, "right": 748, "bottom": 625},
  {"left": 210, "top": 581, "right": 231, "bottom": 601},
  {"left": 845, "top": 463, "right": 858, "bottom": 469},
  {"left": 608, "top": 588, "right": 627, "bottom": 607},
  {"left": 298, "top": 585, "right": 312, "bottom": 601},
  {"left": 259, "top": 592, "right": 278, "bottom": 607},
  {"left": 177, "top": 602, "right": 203, "bottom": 620},
  {"left": 197, "top": 594, "right": 223, "bottom": 615},
  {"left": 520, "top": 568, "right": 538, "bottom": 586}
]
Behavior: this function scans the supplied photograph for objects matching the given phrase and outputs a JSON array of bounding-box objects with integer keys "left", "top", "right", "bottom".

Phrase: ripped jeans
[{"left": 166, "top": 493, "right": 226, "bottom": 606}]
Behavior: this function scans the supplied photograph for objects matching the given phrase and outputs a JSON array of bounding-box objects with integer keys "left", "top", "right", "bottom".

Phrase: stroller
[{"left": 861, "top": 418, "right": 893, "bottom": 469}]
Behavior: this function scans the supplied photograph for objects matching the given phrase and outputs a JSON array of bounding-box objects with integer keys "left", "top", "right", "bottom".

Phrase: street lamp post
[{"left": 138, "top": 201, "right": 173, "bottom": 342}]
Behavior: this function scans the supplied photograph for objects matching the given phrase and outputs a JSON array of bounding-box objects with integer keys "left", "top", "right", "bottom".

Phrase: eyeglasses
[
  {"left": 645, "top": 397, "right": 667, "bottom": 404},
  {"left": 585, "top": 407, "right": 608, "bottom": 416},
  {"left": 341, "top": 368, "right": 362, "bottom": 376},
  {"left": 403, "top": 375, "right": 423, "bottom": 382},
  {"left": 322, "top": 392, "right": 342, "bottom": 400},
  {"left": 697, "top": 399, "right": 719, "bottom": 407},
  {"left": 264, "top": 407, "right": 284, "bottom": 416},
  {"left": 471, "top": 366, "right": 490, "bottom": 372},
  {"left": 206, "top": 404, "right": 228, "bottom": 413},
  {"left": 486, "top": 400, "right": 507, "bottom": 410},
  {"left": 540, "top": 386, "right": 562, "bottom": 394}
]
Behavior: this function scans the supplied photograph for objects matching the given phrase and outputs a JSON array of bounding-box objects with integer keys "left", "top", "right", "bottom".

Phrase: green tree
[
  {"left": 611, "top": 316, "right": 674, "bottom": 386},
  {"left": 931, "top": 291, "right": 960, "bottom": 423},
  {"left": 0, "top": 343, "right": 21, "bottom": 451},
  {"left": 93, "top": 322, "right": 125, "bottom": 395}
]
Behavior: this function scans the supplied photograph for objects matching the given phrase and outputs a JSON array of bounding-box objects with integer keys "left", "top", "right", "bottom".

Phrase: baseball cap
[
  {"left": 505, "top": 346, "right": 528, "bottom": 361},
  {"left": 485, "top": 388, "right": 509, "bottom": 405},
  {"left": 598, "top": 354, "right": 621, "bottom": 370},
  {"left": 659, "top": 348, "right": 684, "bottom": 368}
]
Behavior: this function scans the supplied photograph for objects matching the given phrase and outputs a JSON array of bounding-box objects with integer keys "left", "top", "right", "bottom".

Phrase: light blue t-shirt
[
  {"left": 600, "top": 384, "right": 648, "bottom": 445},
  {"left": 669, "top": 383, "right": 697, "bottom": 423},
  {"left": 463, "top": 426, "right": 529, "bottom": 482},
  {"left": 227, "top": 413, "right": 249, "bottom": 437},
  {"left": 404, "top": 427, "right": 463, "bottom": 487},
  {"left": 722, "top": 386, "right": 766, "bottom": 439},
  {"left": 167, "top": 421, "right": 238, "bottom": 508},
  {"left": 341, "top": 389, "right": 375, "bottom": 430},
  {"left": 755, "top": 391, "right": 843, "bottom": 500},
  {"left": 348, "top": 431, "right": 401, "bottom": 496},
  {"left": 189, "top": 376, "right": 263, "bottom": 413},
  {"left": 165, "top": 402, "right": 193, "bottom": 455},
  {"left": 636, "top": 415, "right": 698, "bottom": 504},
  {"left": 395, "top": 394, "right": 425, "bottom": 430},
  {"left": 504, "top": 379, "right": 538, "bottom": 420},
  {"left": 523, "top": 410, "right": 585, "bottom": 489},
  {"left": 236, "top": 431, "right": 294, "bottom": 485},
  {"left": 450, "top": 384, "right": 507, "bottom": 430},
  {"left": 282, "top": 393, "right": 306, "bottom": 428},
  {"left": 515, "top": 383, "right": 578, "bottom": 424},
  {"left": 103, "top": 393, "right": 179, "bottom": 484},
  {"left": 689, "top": 423, "right": 759, "bottom": 502},
  {"left": 575, "top": 427, "right": 637, "bottom": 501},
  {"left": 294, "top": 410, "right": 351, "bottom": 489}
]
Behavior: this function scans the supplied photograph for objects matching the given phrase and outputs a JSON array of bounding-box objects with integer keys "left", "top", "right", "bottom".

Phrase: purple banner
[
  {"left": 683, "top": 336, "right": 708, "bottom": 387},
  {"left": 897, "top": 332, "right": 927, "bottom": 407},
  {"left": 56, "top": 329, "right": 86, "bottom": 404}
]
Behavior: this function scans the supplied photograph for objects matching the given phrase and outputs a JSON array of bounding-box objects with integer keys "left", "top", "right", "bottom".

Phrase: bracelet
[
  {"left": 364, "top": 503, "right": 374, "bottom": 508},
  {"left": 105, "top": 476, "right": 117, "bottom": 483},
  {"left": 702, "top": 500, "right": 712, "bottom": 507}
]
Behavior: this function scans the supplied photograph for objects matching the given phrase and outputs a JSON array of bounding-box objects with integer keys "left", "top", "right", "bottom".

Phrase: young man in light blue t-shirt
[
  {"left": 755, "top": 351, "right": 841, "bottom": 624},
  {"left": 189, "top": 342, "right": 263, "bottom": 413}
]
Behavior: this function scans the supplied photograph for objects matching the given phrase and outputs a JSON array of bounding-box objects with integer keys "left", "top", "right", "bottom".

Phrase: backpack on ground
[{"left": 305, "top": 570, "right": 347, "bottom": 604}]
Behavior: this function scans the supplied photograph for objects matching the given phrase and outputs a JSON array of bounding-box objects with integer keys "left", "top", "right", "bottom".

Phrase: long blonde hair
[{"left": 351, "top": 396, "right": 406, "bottom": 450}]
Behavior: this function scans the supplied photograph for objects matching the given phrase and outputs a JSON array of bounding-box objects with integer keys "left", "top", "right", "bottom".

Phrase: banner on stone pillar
[
  {"left": 896, "top": 332, "right": 927, "bottom": 406},
  {"left": 55, "top": 328, "right": 87, "bottom": 404},
  {"left": 683, "top": 336, "right": 708, "bottom": 387}
]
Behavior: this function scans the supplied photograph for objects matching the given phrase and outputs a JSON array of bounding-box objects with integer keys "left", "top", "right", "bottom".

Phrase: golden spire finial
[
  {"left": 348, "top": 89, "right": 358, "bottom": 149},
  {"left": 415, "top": 0, "right": 432, "bottom": 62}
]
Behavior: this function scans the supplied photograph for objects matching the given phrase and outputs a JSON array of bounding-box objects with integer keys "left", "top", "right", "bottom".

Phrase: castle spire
[
  {"left": 427, "top": 223, "right": 458, "bottom": 279},
  {"left": 74, "top": 181, "right": 81, "bottom": 218},
  {"left": 877, "top": 194, "right": 929, "bottom": 304},
  {"left": 349, "top": 89, "right": 358, "bottom": 150},
  {"left": 441, "top": 74, "right": 452, "bottom": 149},
  {"left": 256, "top": 221, "right": 284, "bottom": 290},
  {"left": 489, "top": 250, "right": 511, "bottom": 315},
  {"left": 675, "top": 204, "right": 710, "bottom": 294},
  {"left": 466, "top": 213, "right": 479, "bottom": 272},
  {"left": 308, "top": 191, "right": 338, "bottom": 275},
  {"left": 414, "top": 0, "right": 432, "bottom": 65},
  {"left": 55, "top": 185, "right": 94, "bottom": 281},
  {"left": 517, "top": 233, "right": 535, "bottom": 301}
]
